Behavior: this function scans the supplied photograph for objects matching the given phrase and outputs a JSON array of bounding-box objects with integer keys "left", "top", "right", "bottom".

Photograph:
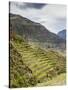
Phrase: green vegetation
[
  {"left": 10, "top": 34, "right": 66, "bottom": 88},
  {"left": 10, "top": 41, "right": 38, "bottom": 88},
  {"left": 36, "top": 73, "right": 66, "bottom": 86}
]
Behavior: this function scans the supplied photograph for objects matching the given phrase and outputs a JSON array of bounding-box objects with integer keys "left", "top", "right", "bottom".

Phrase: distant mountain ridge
[{"left": 58, "top": 30, "right": 66, "bottom": 40}]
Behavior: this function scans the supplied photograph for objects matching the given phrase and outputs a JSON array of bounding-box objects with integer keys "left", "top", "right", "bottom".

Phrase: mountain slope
[
  {"left": 36, "top": 73, "right": 66, "bottom": 86},
  {"left": 10, "top": 33, "right": 66, "bottom": 87},
  {"left": 58, "top": 30, "right": 66, "bottom": 40},
  {"left": 10, "top": 41, "right": 38, "bottom": 88},
  {"left": 10, "top": 13, "right": 66, "bottom": 50}
]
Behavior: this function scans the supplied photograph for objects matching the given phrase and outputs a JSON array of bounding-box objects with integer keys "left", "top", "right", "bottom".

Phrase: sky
[{"left": 10, "top": 2, "right": 66, "bottom": 34}]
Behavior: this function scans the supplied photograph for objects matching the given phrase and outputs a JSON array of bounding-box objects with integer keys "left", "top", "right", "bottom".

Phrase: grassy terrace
[
  {"left": 36, "top": 73, "right": 66, "bottom": 86},
  {"left": 10, "top": 35, "right": 66, "bottom": 87},
  {"left": 10, "top": 36, "right": 66, "bottom": 87}
]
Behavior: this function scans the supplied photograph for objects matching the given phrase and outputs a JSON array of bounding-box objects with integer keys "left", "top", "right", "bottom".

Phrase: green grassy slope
[
  {"left": 10, "top": 34, "right": 66, "bottom": 87},
  {"left": 10, "top": 41, "right": 38, "bottom": 88},
  {"left": 36, "top": 73, "right": 66, "bottom": 86}
]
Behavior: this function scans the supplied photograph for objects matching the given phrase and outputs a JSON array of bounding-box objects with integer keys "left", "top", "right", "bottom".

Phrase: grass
[
  {"left": 10, "top": 34, "right": 66, "bottom": 87},
  {"left": 10, "top": 42, "right": 38, "bottom": 88},
  {"left": 36, "top": 73, "right": 66, "bottom": 86}
]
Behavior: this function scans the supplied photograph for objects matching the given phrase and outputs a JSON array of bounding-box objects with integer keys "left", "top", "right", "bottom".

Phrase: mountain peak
[{"left": 57, "top": 29, "right": 66, "bottom": 40}]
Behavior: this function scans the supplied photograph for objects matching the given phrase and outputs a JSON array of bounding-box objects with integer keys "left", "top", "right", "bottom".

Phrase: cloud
[
  {"left": 37, "top": 4, "right": 66, "bottom": 33},
  {"left": 10, "top": 2, "right": 46, "bottom": 10},
  {"left": 21, "top": 3, "right": 46, "bottom": 9},
  {"left": 10, "top": 2, "right": 66, "bottom": 34},
  {"left": 41, "top": 18, "right": 66, "bottom": 34}
]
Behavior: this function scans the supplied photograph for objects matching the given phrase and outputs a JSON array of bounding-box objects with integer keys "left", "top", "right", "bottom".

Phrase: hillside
[
  {"left": 9, "top": 33, "right": 66, "bottom": 88},
  {"left": 10, "top": 13, "right": 66, "bottom": 50},
  {"left": 36, "top": 73, "right": 66, "bottom": 86},
  {"left": 10, "top": 41, "right": 38, "bottom": 88}
]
